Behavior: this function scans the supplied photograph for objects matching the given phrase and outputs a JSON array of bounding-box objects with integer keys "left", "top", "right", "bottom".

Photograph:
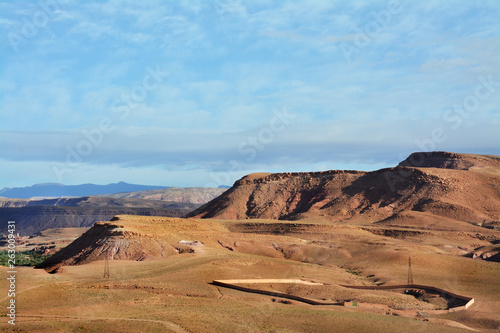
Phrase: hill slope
[{"left": 187, "top": 152, "right": 500, "bottom": 230}]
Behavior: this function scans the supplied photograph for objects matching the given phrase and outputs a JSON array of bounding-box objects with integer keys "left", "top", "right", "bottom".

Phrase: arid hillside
[
  {"left": 35, "top": 215, "right": 226, "bottom": 273},
  {"left": 28, "top": 214, "right": 500, "bottom": 332},
  {"left": 187, "top": 152, "right": 500, "bottom": 231},
  {"left": 398, "top": 151, "right": 500, "bottom": 174},
  {"left": 97, "top": 187, "right": 227, "bottom": 204}
]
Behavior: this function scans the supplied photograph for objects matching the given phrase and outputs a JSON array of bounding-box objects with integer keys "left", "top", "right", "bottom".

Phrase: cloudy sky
[{"left": 1, "top": 0, "right": 499, "bottom": 188}]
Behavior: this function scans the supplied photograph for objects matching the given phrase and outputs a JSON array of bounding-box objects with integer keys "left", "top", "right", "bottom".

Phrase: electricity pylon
[
  {"left": 407, "top": 256, "right": 413, "bottom": 285},
  {"left": 103, "top": 248, "right": 110, "bottom": 279}
]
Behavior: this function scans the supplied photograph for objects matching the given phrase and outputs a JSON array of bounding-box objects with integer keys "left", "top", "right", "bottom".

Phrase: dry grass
[{"left": 1, "top": 215, "right": 498, "bottom": 332}]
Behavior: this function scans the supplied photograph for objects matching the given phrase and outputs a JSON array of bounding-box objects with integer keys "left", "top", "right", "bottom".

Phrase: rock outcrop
[{"left": 35, "top": 215, "right": 226, "bottom": 273}]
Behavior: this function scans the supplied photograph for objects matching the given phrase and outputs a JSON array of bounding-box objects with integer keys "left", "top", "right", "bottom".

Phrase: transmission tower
[
  {"left": 103, "top": 248, "right": 110, "bottom": 279},
  {"left": 407, "top": 256, "right": 413, "bottom": 285}
]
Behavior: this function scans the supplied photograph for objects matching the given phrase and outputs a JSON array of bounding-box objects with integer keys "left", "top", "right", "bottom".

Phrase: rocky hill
[
  {"left": 35, "top": 215, "right": 226, "bottom": 273},
  {"left": 398, "top": 152, "right": 500, "bottom": 173},
  {"left": 187, "top": 152, "right": 500, "bottom": 230}
]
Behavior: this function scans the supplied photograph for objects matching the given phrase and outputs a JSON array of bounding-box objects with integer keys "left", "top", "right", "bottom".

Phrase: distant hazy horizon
[{"left": 1, "top": 0, "right": 498, "bottom": 189}]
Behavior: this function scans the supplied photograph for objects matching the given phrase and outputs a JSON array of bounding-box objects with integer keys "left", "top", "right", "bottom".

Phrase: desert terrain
[
  {"left": 3, "top": 213, "right": 498, "bottom": 332},
  {"left": 1, "top": 152, "right": 499, "bottom": 332}
]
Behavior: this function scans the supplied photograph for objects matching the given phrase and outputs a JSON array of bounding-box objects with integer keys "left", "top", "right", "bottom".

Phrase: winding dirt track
[
  {"left": 0, "top": 281, "right": 70, "bottom": 303},
  {"left": 17, "top": 314, "right": 190, "bottom": 333}
]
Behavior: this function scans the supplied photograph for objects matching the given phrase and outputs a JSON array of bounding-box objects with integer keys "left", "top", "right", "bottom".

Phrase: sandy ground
[{"left": 1, "top": 215, "right": 499, "bottom": 332}]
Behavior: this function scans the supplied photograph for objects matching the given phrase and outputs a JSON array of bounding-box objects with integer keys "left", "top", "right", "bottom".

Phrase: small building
[{"left": 178, "top": 240, "right": 204, "bottom": 247}]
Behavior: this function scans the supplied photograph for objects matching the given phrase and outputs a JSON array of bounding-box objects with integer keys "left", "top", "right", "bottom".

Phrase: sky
[{"left": 0, "top": 0, "right": 499, "bottom": 189}]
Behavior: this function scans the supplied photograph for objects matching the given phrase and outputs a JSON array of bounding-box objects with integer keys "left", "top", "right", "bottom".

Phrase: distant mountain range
[{"left": 0, "top": 182, "right": 169, "bottom": 199}]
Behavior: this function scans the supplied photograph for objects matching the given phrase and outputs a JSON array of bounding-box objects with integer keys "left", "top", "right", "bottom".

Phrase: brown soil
[{"left": 18, "top": 212, "right": 500, "bottom": 332}]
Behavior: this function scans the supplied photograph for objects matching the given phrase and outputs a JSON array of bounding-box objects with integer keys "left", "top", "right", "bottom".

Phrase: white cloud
[
  {"left": 0, "top": 0, "right": 498, "bottom": 187},
  {"left": 0, "top": 17, "right": 16, "bottom": 26}
]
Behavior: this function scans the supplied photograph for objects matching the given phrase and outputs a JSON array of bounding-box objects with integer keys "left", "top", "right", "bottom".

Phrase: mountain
[
  {"left": 0, "top": 182, "right": 168, "bottom": 199},
  {"left": 0, "top": 196, "right": 199, "bottom": 236},
  {"left": 96, "top": 187, "right": 227, "bottom": 204},
  {"left": 187, "top": 152, "right": 500, "bottom": 231}
]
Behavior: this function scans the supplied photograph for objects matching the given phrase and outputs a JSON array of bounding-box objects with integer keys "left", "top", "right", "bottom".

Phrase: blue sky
[{"left": 1, "top": 0, "right": 499, "bottom": 188}]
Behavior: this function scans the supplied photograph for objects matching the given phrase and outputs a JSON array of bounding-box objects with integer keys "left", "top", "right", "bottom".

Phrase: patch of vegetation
[
  {"left": 345, "top": 268, "right": 362, "bottom": 276},
  {"left": 0, "top": 249, "right": 52, "bottom": 267}
]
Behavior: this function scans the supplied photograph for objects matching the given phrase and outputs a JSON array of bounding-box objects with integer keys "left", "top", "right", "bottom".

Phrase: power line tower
[
  {"left": 407, "top": 256, "right": 413, "bottom": 285},
  {"left": 103, "top": 248, "right": 110, "bottom": 279}
]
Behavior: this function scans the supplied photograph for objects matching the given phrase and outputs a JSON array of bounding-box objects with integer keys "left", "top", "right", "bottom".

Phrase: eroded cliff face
[
  {"left": 35, "top": 221, "right": 174, "bottom": 273},
  {"left": 187, "top": 152, "right": 500, "bottom": 229}
]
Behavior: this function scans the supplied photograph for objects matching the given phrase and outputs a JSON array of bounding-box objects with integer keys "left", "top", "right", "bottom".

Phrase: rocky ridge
[{"left": 187, "top": 152, "right": 500, "bottom": 230}]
